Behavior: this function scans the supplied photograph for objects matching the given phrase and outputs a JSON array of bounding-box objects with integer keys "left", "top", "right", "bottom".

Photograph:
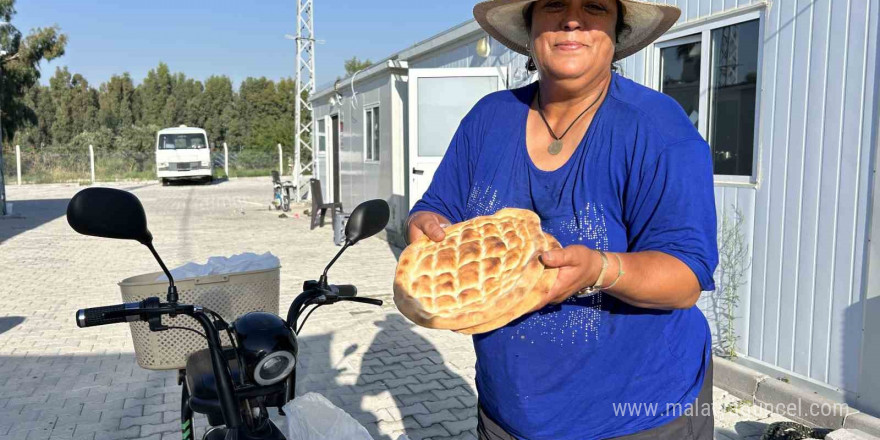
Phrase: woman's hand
[
  {"left": 529, "top": 245, "right": 602, "bottom": 312},
  {"left": 406, "top": 211, "right": 452, "bottom": 244}
]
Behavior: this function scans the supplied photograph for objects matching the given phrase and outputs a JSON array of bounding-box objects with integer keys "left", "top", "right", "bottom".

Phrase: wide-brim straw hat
[{"left": 473, "top": 0, "right": 681, "bottom": 62}]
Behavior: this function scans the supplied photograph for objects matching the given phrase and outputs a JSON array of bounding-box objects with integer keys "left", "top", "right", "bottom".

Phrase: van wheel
[{"left": 161, "top": 179, "right": 169, "bottom": 186}]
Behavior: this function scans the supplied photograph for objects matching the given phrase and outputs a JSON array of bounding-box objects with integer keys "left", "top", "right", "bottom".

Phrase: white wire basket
[{"left": 118, "top": 267, "right": 280, "bottom": 370}]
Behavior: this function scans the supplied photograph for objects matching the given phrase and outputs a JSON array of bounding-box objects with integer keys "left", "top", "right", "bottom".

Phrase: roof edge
[{"left": 312, "top": 19, "right": 484, "bottom": 102}]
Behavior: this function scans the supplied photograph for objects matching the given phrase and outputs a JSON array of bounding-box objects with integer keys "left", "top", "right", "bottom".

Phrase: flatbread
[
  {"left": 393, "top": 208, "right": 557, "bottom": 330},
  {"left": 456, "top": 232, "right": 561, "bottom": 335}
]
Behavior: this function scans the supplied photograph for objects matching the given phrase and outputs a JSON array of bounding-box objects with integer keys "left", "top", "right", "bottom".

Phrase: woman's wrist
[{"left": 579, "top": 249, "right": 624, "bottom": 296}]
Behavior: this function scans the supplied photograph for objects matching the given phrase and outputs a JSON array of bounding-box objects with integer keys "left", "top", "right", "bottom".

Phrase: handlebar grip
[
  {"left": 76, "top": 302, "right": 139, "bottom": 328},
  {"left": 334, "top": 285, "right": 358, "bottom": 298},
  {"left": 343, "top": 297, "right": 383, "bottom": 306}
]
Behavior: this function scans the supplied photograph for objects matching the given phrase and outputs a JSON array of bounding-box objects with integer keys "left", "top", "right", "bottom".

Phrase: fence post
[
  {"left": 15, "top": 145, "right": 21, "bottom": 185},
  {"left": 89, "top": 145, "right": 95, "bottom": 184},
  {"left": 294, "top": 150, "right": 302, "bottom": 201},
  {"left": 223, "top": 143, "right": 229, "bottom": 177},
  {"left": 277, "top": 144, "right": 284, "bottom": 177}
]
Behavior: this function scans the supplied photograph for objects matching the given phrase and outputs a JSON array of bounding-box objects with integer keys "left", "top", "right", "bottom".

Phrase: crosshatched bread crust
[
  {"left": 393, "top": 208, "right": 558, "bottom": 331},
  {"left": 456, "top": 232, "right": 561, "bottom": 335}
]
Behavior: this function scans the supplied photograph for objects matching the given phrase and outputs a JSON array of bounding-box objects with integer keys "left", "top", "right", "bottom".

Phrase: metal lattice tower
[
  {"left": 293, "top": 0, "right": 316, "bottom": 201},
  {"left": 717, "top": 25, "right": 740, "bottom": 87}
]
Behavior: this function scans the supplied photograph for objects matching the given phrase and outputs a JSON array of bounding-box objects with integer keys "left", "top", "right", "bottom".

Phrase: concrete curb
[
  {"left": 713, "top": 356, "right": 880, "bottom": 437},
  {"left": 828, "top": 429, "right": 880, "bottom": 440}
]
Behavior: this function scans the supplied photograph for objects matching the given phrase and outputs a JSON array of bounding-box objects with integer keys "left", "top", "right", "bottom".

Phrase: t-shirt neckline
[{"left": 520, "top": 73, "right": 615, "bottom": 175}]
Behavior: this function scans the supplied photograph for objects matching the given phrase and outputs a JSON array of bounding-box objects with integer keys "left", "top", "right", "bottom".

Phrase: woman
[{"left": 406, "top": 0, "right": 717, "bottom": 439}]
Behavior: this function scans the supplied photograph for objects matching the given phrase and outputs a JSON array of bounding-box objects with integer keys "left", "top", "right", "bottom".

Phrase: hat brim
[{"left": 473, "top": 0, "right": 681, "bottom": 62}]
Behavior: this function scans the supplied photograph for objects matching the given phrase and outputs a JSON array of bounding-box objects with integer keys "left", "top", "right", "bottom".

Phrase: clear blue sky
[{"left": 14, "top": 0, "right": 479, "bottom": 90}]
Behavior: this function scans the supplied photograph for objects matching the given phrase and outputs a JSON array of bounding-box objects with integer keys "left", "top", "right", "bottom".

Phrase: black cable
[
  {"left": 296, "top": 305, "right": 322, "bottom": 335},
  {"left": 165, "top": 326, "right": 206, "bottom": 339},
  {"left": 202, "top": 307, "right": 246, "bottom": 386}
]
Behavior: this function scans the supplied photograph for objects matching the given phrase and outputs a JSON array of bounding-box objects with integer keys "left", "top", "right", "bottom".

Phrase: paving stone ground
[{"left": 1, "top": 178, "right": 797, "bottom": 440}]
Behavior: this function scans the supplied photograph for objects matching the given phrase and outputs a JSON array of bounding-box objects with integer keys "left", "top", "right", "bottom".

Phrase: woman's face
[{"left": 529, "top": 0, "right": 618, "bottom": 81}]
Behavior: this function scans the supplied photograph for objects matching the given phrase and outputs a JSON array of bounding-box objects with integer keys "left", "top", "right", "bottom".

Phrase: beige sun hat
[{"left": 473, "top": 0, "right": 681, "bottom": 62}]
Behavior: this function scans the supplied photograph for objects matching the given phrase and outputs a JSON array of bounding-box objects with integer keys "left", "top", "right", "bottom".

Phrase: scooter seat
[{"left": 185, "top": 347, "right": 242, "bottom": 424}]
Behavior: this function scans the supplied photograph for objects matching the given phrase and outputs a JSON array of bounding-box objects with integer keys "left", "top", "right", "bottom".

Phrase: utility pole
[
  {"left": 285, "top": 0, "right": 316, "bottom": 202},
  {"left": 0, "top": 22, "right": 9, "bottom": 216},
  {"left": 0, "top": 53, "right": 6, "bottom": 216}
]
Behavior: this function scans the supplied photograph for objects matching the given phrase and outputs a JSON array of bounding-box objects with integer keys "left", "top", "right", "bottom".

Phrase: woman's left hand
[{"left": 528, "top": 245, "right": 600, "bottom": 313}]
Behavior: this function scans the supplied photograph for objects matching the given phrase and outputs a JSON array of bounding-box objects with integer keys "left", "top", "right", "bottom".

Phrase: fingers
[
  {"left": 407, "top": 212, "right": 451, "bottom": 243},
  {"left": 539, "top": 248, "right": 570, "bottom": 268},
  {"left": 423, "top": 220, "right": 447, "bottom": 242}
]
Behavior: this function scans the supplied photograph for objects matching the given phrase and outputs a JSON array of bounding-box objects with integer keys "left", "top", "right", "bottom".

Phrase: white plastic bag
[
  {"left": 283, "top": 393, "right": 373, "bottom": 440},
  {"left": 156, "top": 252, "right": 280, "bottom": 281}
]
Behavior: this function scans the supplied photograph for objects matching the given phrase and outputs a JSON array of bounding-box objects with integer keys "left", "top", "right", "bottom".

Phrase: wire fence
[
  {"left": 213, "top": 150, "right": 280, "bottom": 179},
  {"left": 3, "top": 145, "right": 294, "bottom": 184}
]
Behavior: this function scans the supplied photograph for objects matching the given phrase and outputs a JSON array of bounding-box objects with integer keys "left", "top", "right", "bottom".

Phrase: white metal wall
[
  {"left": 627, "top": 0, "right": 879, "bottom": 399},
  {"left": 313, "top": 75, "right": 394, "bottom": 215},
  {"left": 614, "top": 0, "right": 880, "bottom": 401}
]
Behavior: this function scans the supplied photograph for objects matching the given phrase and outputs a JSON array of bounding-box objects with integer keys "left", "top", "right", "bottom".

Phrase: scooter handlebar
[
  {"left": 76, "top": 302, "right": 141, "bottom": 328},
  {"left": 341, "top": 296, "right": 383, "bottom": 306},
  {"left": 333, "top": 284, "right": 357, "bottom": 298}
]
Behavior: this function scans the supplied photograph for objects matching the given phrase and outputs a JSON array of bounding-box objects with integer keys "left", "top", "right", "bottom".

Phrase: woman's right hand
[{"left": 406, "top": 211, "right": 451, "bottom": 244}]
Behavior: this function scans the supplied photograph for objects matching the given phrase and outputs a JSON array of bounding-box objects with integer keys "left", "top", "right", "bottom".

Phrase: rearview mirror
[
  {"left": 345, "top": 199, "right": 390, "bottom": 245},
  {"left": 67, "top": 187, "right": 153, "bottom": 245}
]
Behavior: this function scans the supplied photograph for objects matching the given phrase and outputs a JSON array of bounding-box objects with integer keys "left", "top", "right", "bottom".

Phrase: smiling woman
[
  {"left": 524, "top": 0, "right": 623, "bottom": 75},
  {"left": 406, "top": 0, "right": 720, "bottom": 439}
]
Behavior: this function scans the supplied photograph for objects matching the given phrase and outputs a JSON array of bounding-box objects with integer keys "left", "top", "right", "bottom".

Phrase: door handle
[{"left": 412, "top": 168, "right": 424, "bottom": 175}]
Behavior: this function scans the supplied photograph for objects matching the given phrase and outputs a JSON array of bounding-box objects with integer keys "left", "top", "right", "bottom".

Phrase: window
[
  {"left": 316, "top": 119, "right": 327, "bottom": 154},
  {"left": 364, "top": 106, "right": 380, "bottom": 162},
  {"left": 158, "top": 133, "right": 208, "bottom": 150},
  {"left": 655, "top": 12, "right": 761, "bottom": 181}
]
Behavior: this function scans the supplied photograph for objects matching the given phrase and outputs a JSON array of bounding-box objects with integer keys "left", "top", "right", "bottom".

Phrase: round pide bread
[
  {"left": 456, "top": 231, "right": 561, "bottom": 335},
  {"left": 393, "top": 208, "right": 560, "bottom": 332}
]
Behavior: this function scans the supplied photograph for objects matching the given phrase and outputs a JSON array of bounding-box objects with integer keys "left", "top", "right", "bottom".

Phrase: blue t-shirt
[{"left": 411, "top": 72, "right": 718, "bottom": 439}]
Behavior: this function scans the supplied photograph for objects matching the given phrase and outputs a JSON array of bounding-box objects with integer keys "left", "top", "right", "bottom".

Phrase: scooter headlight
[
  {"left": 254, "top": 351, "right": 296, "bottom": 386},
  {"left": 232, "top": 312, "right": 298, "bottom": 387}
]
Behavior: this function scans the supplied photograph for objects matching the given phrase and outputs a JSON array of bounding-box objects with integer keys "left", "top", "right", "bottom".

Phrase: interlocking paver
[
  {"left": 408, "top": 381, "right": 445, "bottom": 394},
  {"left": 424, "top": 398, "right": 465, "bottom": 413},
  {"left": 440, "top": 418, "right": 478, "bottom": 436}
]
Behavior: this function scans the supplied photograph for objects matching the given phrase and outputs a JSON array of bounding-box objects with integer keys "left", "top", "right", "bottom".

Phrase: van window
[{"left": 158, "top": 134, "right": 208, "bottom": 150}]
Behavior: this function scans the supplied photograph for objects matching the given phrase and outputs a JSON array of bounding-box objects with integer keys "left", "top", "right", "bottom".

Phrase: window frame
[
  {"left": 315, "top": 117, "right": 327, "bottom": 156},
  {"left": 363, "top": 104, "right": 381, "bottom": 163},
  {"left": 647, "top": 5, "right": 766, "bottom": 187}
]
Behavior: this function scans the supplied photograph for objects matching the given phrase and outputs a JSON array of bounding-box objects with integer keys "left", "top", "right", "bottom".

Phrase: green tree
[
  {"left": 138, "top": 62, "right": 173, "bottom": 126},
  {"left": 201, "top": 75, "right": 234, "bottom": 145},
  {"left": 174, "top": 76, "right": 204, "bottom": 127},
  {"left": 49, "top": 67, "right": 99, "bottom": 147},
  {"left": 0, "top": 0, "right": 67, "bottom": 143},
  {"left": 344, "top": 56, "right": 372, "bottom": 77},
  {"left": 12, "top": 84, "right": 53, "bottom": 148},
  {"left": 114, "top": 124, "right": 159, "bottom": 153},
  {"left": 98, "top": 73, "right": 136, "bottom": 133},
  {"left": 69, "top": 127, "right": 112, "bottom": 151},
  {"left": 234, "top": 77, "right": 283, "bottom": 149}
]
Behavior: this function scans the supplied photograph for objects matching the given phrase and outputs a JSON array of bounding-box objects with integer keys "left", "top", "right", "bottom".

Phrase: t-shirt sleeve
[
  {"left": 625, "top": 138, "right": 719, "bottom": 291},
  {"left": 409, "top": 119, "right": 474, "bottom": 225}
]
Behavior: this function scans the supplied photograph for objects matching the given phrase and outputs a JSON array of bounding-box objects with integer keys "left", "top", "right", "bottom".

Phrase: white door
[{"left": 407, "top": 67, "right": 506, "bottom": 209}]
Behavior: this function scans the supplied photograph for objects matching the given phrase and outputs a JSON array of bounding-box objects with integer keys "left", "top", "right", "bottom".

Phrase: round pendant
[{"left": 548, "top": 140, "right": 564, "bottom": 155}]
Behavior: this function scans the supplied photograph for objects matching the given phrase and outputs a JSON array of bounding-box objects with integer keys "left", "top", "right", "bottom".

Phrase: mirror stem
[
  {"left": 319, "top": 241, "right": 350, "bottom": 288},
  {"left": 146, "top": 242, "right": 178, "bottom": 303}
]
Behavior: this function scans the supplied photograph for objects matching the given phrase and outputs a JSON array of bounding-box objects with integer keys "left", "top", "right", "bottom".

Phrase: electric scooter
[{"left": 68, "top": 187, "right": 390, "bottom": 439}]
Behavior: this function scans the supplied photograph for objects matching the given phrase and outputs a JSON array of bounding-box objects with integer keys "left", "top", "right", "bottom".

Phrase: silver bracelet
[
  {"left": 604, "top": 253, "right": 625, "bottom": 290},
  {"left": 576, "top": 250, "right": 608, "bottom": 297}
]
